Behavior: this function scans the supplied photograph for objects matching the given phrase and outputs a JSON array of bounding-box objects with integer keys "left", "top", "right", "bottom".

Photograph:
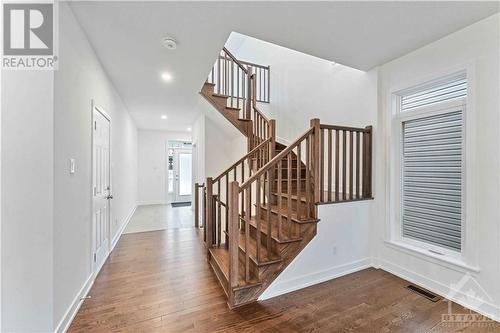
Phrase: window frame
[{"left": 388, "top": 70, "right": 473, "bottom": 263}]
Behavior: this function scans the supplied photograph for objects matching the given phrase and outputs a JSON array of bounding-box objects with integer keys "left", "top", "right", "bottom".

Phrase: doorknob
[{"left": 107, "top": 195, "right": 114, "bottom": 200}]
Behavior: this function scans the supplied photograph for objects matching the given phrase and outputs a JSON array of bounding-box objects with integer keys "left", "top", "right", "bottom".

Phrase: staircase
[{"left": 195, "top": 47, "right": 373, "bottom": 308}]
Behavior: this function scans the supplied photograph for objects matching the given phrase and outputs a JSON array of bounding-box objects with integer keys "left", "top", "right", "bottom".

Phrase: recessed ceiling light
[
  {"left": 161, "top": 72, "right": 173, "bottom": 82},
  {"left": 161, "top": 115, "right": 167, "bottom": 120},
  {"left": 187, "top": 127, "right": 192, "bottom": 132}
]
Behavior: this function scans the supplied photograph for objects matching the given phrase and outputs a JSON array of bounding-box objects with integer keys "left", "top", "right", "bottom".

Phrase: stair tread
[
  {"left": 209, "top": 247, "right": 262, "bottom": 290},
  {"left": 260, "top": 203, "right": 320, "bottom": 224},
  {"left": 212, "top": 93, "right": 230, "bottom": 99},
  {"left": 238, "top": 230, "right": 282, "bottom": 265},
  {"left": 248, "top": 215, "right": 302, "bottom": 243}
]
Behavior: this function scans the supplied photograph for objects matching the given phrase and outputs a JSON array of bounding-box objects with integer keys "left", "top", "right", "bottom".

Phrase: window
[{"left": 397, "top": 74, "right": 466, "bottom": 253}]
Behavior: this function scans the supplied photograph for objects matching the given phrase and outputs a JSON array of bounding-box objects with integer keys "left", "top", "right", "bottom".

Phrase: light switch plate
[{"left": 69, "top": 158, "right": 76, "bottom": 174}]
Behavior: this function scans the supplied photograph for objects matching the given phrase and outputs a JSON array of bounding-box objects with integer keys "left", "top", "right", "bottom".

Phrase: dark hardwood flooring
[{"left": 69, "top": 227, "right": 499, "bottom": 332}]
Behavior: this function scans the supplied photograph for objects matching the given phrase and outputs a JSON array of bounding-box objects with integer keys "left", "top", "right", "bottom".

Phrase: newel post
[
  {"left": 228, "top": 181, "right": 240, "bottom": 298},
  {"left": 194, "top": 183, "right": 200, "bottom": 228},
  {"left": 364, "top": 126, "right": 373, "bottom": 198},
  {"left": 310, "top": 118, "right": 321, "bottom": 204},
  {"left": 206, "top": 177, "right": 214, "bottom": 257}
]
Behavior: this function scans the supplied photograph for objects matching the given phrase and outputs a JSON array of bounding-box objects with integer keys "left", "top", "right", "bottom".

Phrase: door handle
[{"left": 107, "top": 195, "right": 114, "bottom": 200}]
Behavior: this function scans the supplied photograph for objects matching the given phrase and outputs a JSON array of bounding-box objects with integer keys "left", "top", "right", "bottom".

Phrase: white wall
[
  {"left": 191, "top": 95, "right": 247, "bottom": 185},
  {"left": 260, "top": 202, "right": 373, "bottom": 299},
  {"left": 52, "top": 3, "right": 138, "bottom": 332},
  {"left": 137, "top": 130, "right": 191, "bottom": 205},
  {"left": 1, "top": 71, "right": 55, "bottom": 332},
  {"left": 374, "top": 14, "right": 500, "bottom": 320},
  {"left": 225, "top": 33, "right": 378, "bottom": 300},
  {"left": 227, "top": 33, "right": 377, "bottom": 143}
]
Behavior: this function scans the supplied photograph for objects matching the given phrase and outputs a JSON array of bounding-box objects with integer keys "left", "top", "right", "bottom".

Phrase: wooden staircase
[{"left": 195, "top": 47, "right": 373, "bottom": 308}]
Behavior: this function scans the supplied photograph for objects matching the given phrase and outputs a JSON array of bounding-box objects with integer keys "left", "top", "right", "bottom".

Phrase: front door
[
  {"left": 174, "top": 149, "right": 192, "bottom": 203},
  {"left": 92, "top": 106, "right": 111, "bottom": 272}
]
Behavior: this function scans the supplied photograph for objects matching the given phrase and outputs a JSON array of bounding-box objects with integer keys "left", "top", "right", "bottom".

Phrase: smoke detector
[{"left": 162, "top": 37, "right": 177, "bottom": 50}]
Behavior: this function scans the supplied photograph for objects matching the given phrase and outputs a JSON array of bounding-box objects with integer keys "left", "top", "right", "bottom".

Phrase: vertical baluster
[
  {"left": 267, "top": 66, "right": 270, "bottom": 103},
  {"left": 296, "top": 142, "right": 302, "bottom": 219},
  {"left": 237, "top": 68, "right": 240, "bottom": 108},
  {"left": 244, "top": 188, "right": 251, "bottom": 282},
  {"left": 266, "top": 170, "right": 272, "bottom": 259},
  {"left": 217, "top": 181, "right": 221, "bottom": 245},
  {"left": 228, "top": 181, "right": 239, "bottom": 290},
  {"left": 256, "top": 177, "right": 262, "bottom": 262},
  {"left": 203, "top": 187, "right": 206, "bottom": 240},
  {"left": 287, "top": 153, "right": 292, "bottom": 237},
  {"left": 225, "top": 174, "right": 229, "bottom": 243},
  {"left": 277, "top": 160, "right": 282, "bottom": 240},
  {"left": 195, "top": 183, "right": 199, "bottom": 228},
  {"left": 230, "top": 59, "right": 234, "bottom": 107},
  {"left": 356, "top": 131, "right": 360, "bottom": 199},
  {"left": 206, "top": 178, "right": 213, "bottom": 251},
  {"left": 305, "top": 135, "right": 311, "bottom": 219},
  {"left": 342, "top": 131, "right": 347, "bottom": 201},
  {"left": 241, "top": 162, "right": 244, "bottom": 220},
  {"left": 335, "top": 130, "right": 339, "bottom": 201},
  {"left": 311, "top": 119, "right": 321, "bottom": 204},
  {"left": 217, "top": 56, "right": 221, "bottom": 94},
  {"left": 349, "top": 131, "right": 353, "bottom": 200},
  {"left": 365, "top": 126, "right": 373, "bottom": 198},
  {"left": 320, "top": 128, "right": 324, "bottom": 202},
  {"left": 328, "top": 129, "right": 332, "bottom": 201}
]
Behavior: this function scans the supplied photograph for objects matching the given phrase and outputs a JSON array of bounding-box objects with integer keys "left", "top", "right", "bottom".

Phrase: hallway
[
  {"left": 68, "top": 210, "right": 498, "bottom": 332},
  {"left": 124, "top": 204, "right": 193, "bottom": 234}
]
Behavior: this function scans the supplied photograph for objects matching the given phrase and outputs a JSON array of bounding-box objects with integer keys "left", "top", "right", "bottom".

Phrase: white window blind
[
  {"left": 402, "top": 110, "right": 463, "bottom": 251},
  {"left": 401, "top": 77, "right": 467, "bottom": 112}
]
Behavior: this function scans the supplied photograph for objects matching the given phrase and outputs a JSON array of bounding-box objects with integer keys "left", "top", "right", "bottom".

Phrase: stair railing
[
  {"left": 206, "top": 48, "right": 272, "bottom": 153},
  {"left": 317, "top": 125, "right": 373, "bottom": 204},
  {"left": 227, "top": 120, "right": 320, "bottom": 288},
  {"left": 226, "top": 119, "right": 373, "bottom": 290},
  {"left": 207, "top": 47, "right": 252, "bottom": 121},
  {"left": 204, "top": 137, "right": 274, "bottom": 248}
]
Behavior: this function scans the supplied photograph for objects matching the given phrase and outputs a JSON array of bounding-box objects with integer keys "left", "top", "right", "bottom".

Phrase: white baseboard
[
  {"left": 259, "top": 258, "right": 371, "bottom": 301},
  {"left": 111, "top": 204, "right": 137, "bottom": 252},
  {"left": 55, "top": 204, "right": 137, "bottom": 333},
  {"left": 54, "top": 274, "right": 93, "bottom": 333},
  {"left": 377, "top": 258, "right": 500, "bottom": 323},
  {"left": 137, "top": 200, "right": 166, "bottom": 206}
]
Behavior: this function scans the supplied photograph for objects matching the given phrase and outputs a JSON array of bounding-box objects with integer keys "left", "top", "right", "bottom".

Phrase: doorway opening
[{"left": 167, "top": 140, "right": 193, "bottom": 206}]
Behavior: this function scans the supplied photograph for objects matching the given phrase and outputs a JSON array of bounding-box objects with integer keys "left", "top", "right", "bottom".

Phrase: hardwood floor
[{"left": 69, "top": 226, "right": 499, "bottom": 332}]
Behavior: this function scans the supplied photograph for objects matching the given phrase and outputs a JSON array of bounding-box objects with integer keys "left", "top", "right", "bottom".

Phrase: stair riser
[
  {"left": 259, "top": 204, "right": 315, "bottom": 224},
  {"left": 237, "top": 246, "right": 261, "bottom": 280},
  {"left": 275, "top": 169, "right": 307, "bottom": 179}
]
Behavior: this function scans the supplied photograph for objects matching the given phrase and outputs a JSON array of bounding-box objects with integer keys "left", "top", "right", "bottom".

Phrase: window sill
[{"left": 384, "top": 240, "right": 480, "bottom": 273}]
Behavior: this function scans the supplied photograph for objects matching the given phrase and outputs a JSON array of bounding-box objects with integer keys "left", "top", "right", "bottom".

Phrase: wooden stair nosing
[
  {"left": 258, "top": 204, "right": 320, "bottom": 224},
  {"left": 209, "top": 247, "right": 262, "bottom": 291},
  {"left": 221, "top": 229, "right": 284, "bottom": 267},
  {"left": 239, "top": 215, "right": 303, "bottom": 244}
]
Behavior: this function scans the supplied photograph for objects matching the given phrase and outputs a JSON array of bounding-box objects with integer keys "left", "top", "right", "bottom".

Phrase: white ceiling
[{"left": 69, "top": 1, "right": 499, "bottom": 131}]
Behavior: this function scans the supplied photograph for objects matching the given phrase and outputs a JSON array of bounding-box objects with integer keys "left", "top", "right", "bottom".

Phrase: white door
[
  {"left": 174, "top": 149, "right": 192, "bottom": 203},
  {"left": 92, "top": 107, "right": 111, "bottom": 272}
]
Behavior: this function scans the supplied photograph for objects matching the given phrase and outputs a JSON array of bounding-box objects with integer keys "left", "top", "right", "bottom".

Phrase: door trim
[{"left": 90, "top": 100, "right": 112, "bottom": 275}]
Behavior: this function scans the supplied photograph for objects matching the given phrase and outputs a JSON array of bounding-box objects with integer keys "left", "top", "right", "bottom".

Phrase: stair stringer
[{"left": 200, "top": 82, "right": 252, "bottom": 137}]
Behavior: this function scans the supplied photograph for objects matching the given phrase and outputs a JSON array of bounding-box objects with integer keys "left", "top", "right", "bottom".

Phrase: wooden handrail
[
  {"left": 222, "top": 47, "right": 248, "bottom": 74},
  {"left": 213, "top": 137, "right": 271, "bottom": 183},
  {"left": 240, "top": 126, "right": 315, "bottom": 190},
  {"left": 320, "top": 124, "right": 372, "bottom": 132}
]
